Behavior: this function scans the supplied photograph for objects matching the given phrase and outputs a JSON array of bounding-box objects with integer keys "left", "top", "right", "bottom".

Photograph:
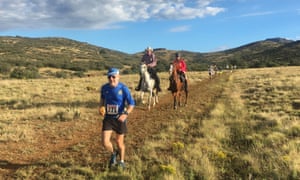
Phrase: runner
[{"left": 99, "top": 68, "right": 135, "bottom": 169}]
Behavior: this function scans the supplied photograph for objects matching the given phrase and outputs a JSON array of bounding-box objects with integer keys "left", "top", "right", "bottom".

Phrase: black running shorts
[{"left": 102, "top": 116, "right": 127, "bottom": 134}]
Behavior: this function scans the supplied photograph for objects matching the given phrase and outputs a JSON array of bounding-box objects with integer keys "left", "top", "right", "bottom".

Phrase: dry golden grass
[
  {"left": 131, "top": 66, "right": 300, "bottom": 179},
  {"left": 218, "top": 66, "right": 300, "bottom": 178},
  {"left": 1, "top": 67, "right": 299, "bottom": 179},
  {"left": 0, "top": 71, "right": 203, "bottom": 141}
]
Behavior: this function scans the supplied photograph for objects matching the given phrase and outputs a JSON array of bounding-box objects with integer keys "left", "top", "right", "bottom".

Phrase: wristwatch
[{"left": 122, "top": 111, "right": 129, "bottom": 115}]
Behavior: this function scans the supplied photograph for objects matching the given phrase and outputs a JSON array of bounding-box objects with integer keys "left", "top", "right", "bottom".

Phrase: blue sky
[{"left": 0, "top": 0, "right": 299, "bottom": 54}]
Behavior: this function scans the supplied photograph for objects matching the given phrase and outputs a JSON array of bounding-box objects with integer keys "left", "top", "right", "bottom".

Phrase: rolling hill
[{"left": 0, "top": 36, "right": 299, "bottom": 79}]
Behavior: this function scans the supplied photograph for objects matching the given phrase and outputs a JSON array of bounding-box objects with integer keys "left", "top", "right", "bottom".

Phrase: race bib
[{"left": 106, "top": 104, "right": 119, "bottom": 115}]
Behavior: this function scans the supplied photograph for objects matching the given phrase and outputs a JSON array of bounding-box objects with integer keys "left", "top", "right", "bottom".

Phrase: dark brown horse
[{"left": 169, "top": 65, "right": 188, "bottom": 109}]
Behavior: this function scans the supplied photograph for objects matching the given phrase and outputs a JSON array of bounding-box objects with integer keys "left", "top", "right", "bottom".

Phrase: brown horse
[{"left": 169, "top": 65, "right": 188, "bottom": 109}]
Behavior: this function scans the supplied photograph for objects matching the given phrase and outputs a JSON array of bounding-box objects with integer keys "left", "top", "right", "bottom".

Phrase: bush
[
  {"left": 0, "top": 62, "right": 12, "bottom": 74},
  {"left": 55, "top": 71, "right": 69, "bottom": 78},
  {"left": 73, "top": 71, "right": 85, "bottom": 77},
  {"left": 10, "top": 67, "right": 40, "bottom": 79}
]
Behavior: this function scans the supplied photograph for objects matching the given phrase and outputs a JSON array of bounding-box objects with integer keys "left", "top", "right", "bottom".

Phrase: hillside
[
  {"left": 0, "top": 36, "right": 299, "bottom": 79},
  {"left": 201, "top": 38, "right": 298, "bottom": 67},
  {"left": 0, "top": 36, "right": 139, "bottom": 72}
]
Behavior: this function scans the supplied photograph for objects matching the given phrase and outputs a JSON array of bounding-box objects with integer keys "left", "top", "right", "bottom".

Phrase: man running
[{"left": 99, "top": 68, "right": 135, "bottom": 169}]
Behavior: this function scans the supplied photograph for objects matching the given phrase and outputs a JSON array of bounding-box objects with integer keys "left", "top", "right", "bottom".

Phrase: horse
[
  {"left": 138, "top": 64, "right": 159, "bottom": 110},
  {"left": 169, "top": 65, "right": 188, "bottom": 109},
  {"left": 208, "top": 65, "right": 215, "bottom": 79}
]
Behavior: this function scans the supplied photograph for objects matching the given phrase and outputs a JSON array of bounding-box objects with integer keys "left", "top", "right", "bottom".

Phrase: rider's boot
[
  {"left": 135, "top": 78, "right": 142, "bottom": 91},
  {"left": 155, "top": 78, "right": 161, "bottom": 92},
  {"left": 157, "top": 86, "right": 162, "bottom": 92},
  {"left": 156, "top": 83, "right": 161, "bottom": 92},
  {"left": 167, "top": 80, "right": 172, "bottom": 91}
]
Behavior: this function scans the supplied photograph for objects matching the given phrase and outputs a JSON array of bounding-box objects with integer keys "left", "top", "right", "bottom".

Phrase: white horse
[
  {"left": 139, "top": 64, "right": 159, "bottom": 110},
  {"left": 208, "top": 65, "right": 215, "bottom": 79}
]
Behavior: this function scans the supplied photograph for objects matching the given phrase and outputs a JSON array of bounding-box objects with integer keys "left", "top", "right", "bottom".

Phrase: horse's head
[
  {"left": 140, "top": 64, "right": 148, "bottom": 74},
  {"left": 172, "top": 63, "right": 179, "bottom": 77}
]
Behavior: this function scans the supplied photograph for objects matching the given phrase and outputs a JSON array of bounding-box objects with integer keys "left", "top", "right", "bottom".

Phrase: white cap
[{"left": 145, "top": 46, "right": 153, "bottom": 51}]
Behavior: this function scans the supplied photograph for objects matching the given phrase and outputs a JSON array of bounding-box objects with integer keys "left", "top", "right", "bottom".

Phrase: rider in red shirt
[{"left": 167, "top": 52, "right": 188, "bottom": 91}]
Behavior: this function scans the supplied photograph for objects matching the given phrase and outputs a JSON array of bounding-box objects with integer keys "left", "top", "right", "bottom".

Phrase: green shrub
[
  {"left": 55, "top": 71, "right": 69, "bottom": 78},
  {"left": 73, "top": 71, "right": 85, "bottom": 77},
  {"left": 287, "top": 126, "right": 300, "bottom": 137},
  {"left": 0, "top": 62, "right": 11, "bottom": 74},
  {"left": 10, "top": 67, "right": 40, "bottom": 79}
]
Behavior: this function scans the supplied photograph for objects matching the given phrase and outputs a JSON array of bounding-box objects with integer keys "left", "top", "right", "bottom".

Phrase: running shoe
[
  {"left": 109, "top": 151, "right": 118, "bottom": 168},
  {"left": 118, "top": 161, "right": 126, "bottom": 169}
]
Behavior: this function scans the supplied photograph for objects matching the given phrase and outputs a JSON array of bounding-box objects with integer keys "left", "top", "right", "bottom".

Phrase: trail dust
[{"left": 0, "top": 73, "right": 229, "bottom": 178}]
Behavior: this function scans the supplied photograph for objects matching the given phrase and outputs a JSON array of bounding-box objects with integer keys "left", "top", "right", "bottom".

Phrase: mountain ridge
[{"left": 0, "top": 36, "right": 299, "bottom": 78}]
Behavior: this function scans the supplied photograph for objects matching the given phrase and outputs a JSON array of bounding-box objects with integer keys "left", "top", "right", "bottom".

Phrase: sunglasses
[{"left": 108, "top": 75, "right": 116, "bottom": 79}]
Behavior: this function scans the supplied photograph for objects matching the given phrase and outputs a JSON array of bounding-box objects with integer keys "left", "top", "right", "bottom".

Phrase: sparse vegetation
[{"left": 0, "top": 67, "right": 299, "bottom": 179}]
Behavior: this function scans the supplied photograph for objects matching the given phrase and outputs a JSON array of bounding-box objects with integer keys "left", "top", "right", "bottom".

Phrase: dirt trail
[{"left": 0, "top": 74, "right": 228, "bottom": 177}]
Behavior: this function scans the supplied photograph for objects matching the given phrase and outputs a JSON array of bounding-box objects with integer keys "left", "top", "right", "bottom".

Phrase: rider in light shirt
[{"left": 135, "top": 46, "right": 162, "bottom": 92}]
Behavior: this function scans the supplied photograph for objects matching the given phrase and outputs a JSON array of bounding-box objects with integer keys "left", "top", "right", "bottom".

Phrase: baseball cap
[{"left": 107, "top": 68, "right": 119, "bottom": 76}]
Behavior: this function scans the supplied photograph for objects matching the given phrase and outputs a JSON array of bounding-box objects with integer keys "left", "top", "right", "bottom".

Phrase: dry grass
[
  {"left": 1, "top": 67, "right": 300, "bottom": 179},
  {"left": 129, "top": 66, "right": 299, "bottom": 179},
  {"left": 0, "top": 71, "right": 204, "bottom": 142}
]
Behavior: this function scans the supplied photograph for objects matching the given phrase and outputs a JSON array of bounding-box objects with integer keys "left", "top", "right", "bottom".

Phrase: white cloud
[
  {"left": 212, "top": 45, "right": 230, "bottom": 52},
  {"left": 0, "top": 0, "right": 225, "bottom": 30},
  {"left": 169, "top": 25, "right": 191, "bottom": 32},
  {"left": 240, "top": 11, "right": 276, "bottom": 17}
]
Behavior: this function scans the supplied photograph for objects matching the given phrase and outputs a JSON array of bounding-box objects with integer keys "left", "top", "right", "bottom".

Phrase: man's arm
[
  {"left": 125, "top": 105, "right": 134, "bottom": 114},
  {"left": 99, "top": 98, "right": 105, "bottom": 116}
]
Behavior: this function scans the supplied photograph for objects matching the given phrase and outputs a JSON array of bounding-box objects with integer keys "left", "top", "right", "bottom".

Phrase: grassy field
[{"left": 0, "top": 66, "right": 299, "bottom": 179}]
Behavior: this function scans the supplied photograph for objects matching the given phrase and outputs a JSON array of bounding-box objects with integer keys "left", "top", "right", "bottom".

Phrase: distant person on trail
[
  {"left": 167, "top": 52, "right": 188, "bottom": 91},
  {"left": 135, "top": 46, "right": 162, "bottom": 92},
  {"left": 99, "top": 68, "right": 135, "bottom": 169}
]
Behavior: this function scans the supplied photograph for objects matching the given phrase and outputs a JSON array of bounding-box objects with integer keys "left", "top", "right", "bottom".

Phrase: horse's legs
[
  {"left": 152, "top": 90, "right": 157, "bottom": 107},
  {"left": 178, "top": 92, "right": 181, "bottom": 107},
  {"left": 148, "top": 90, "right": 152, "bottom": 110},
  {"left": 183, "top": 82, "right": 188, "bottom": 106},
  {"left": 173, "top": 95, "right": 177, "bottom": 109},
  {"left": 140, "top": 91, "right": 145, "bottom": 105},
  {"left": 173, "top": 93, "right": 179, "bottom": 109},
  {"left": 185, "top": 89, "right": 188, "bottom": 105},
  {"left": 154, "top": 91, "right": 159, "bottom": 104}
]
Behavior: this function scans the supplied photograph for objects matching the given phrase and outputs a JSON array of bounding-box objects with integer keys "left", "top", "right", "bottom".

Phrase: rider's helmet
[{"left": 175, "top": 52, "right": 181, "bottom": 57}]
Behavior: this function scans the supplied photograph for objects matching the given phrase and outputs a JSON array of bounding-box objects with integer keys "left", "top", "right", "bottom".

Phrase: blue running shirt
[{"left": 100, "top": 82, "right": 135, "bottom": 116}]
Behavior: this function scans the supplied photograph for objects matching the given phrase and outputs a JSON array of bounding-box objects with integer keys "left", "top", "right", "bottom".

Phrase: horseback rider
[
  {"left": 135, "top": 46, "right": 162, "bottom": 92},
  {"left": 167, "top": 52, "right": 188, "bottom": 91}
]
